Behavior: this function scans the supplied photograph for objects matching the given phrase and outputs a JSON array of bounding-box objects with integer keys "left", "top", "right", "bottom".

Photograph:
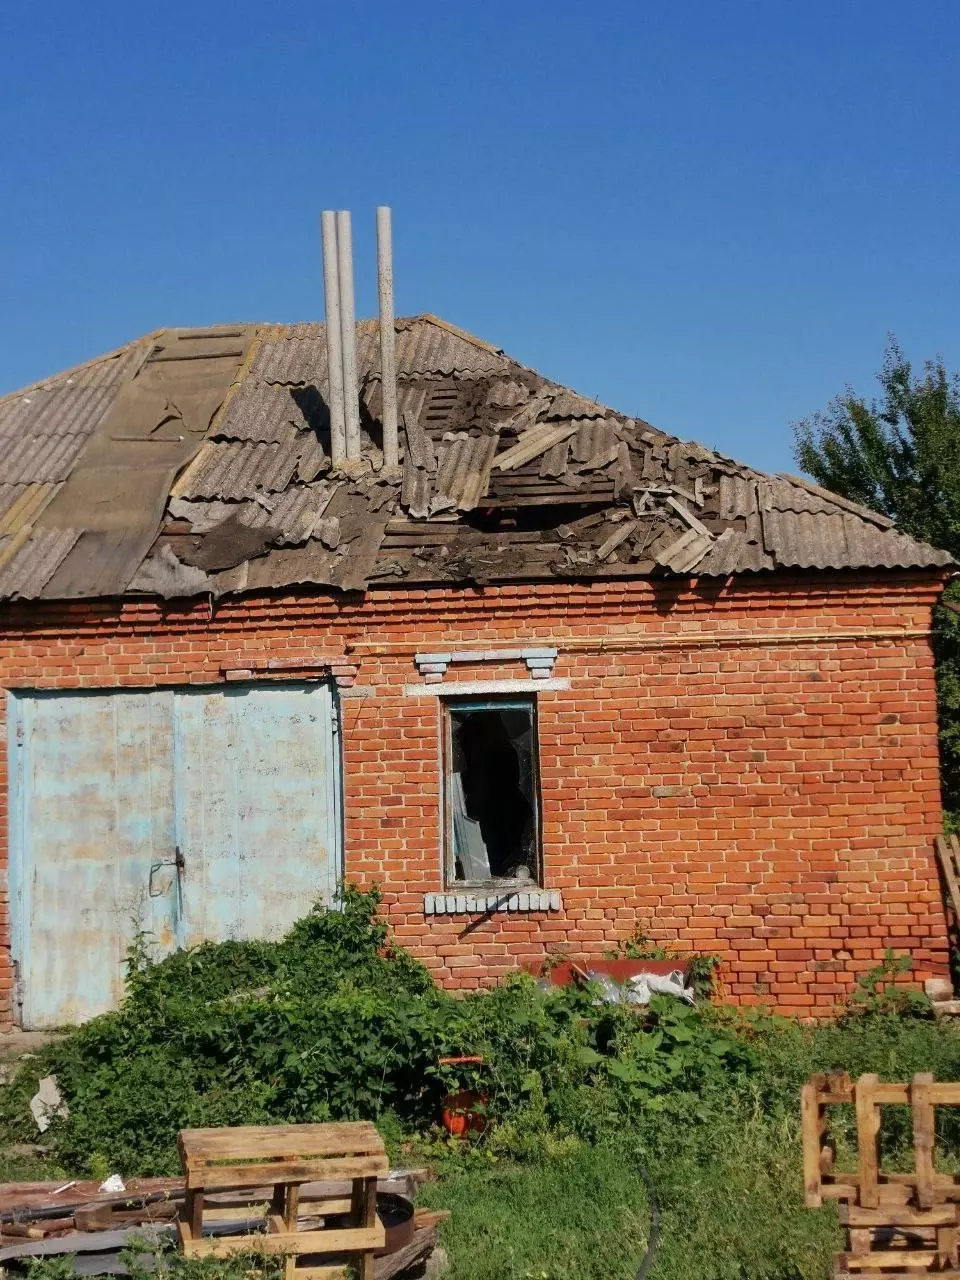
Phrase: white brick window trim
[
  {"left": 424, "top": 890, "right": 562, "bottom": 915},
  {"left": 414, "top": 647, "right": 558, "bottom": 683}
]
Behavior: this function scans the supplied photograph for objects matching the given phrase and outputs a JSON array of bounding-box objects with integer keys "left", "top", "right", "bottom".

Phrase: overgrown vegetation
[{"left": 5, "top": 895, "right": 960, "bottom": 1280}]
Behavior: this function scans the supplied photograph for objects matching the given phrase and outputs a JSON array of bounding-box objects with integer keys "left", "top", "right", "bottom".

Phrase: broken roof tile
[
  {"left": 0, "top": 528, "right": 81, "bottom": 599},
  {"left": 434, "top": 432, "right": 500, "bottom": 512},
  {"left": 495, "top": 422, "right": 579, "bottom": 472},
  {"left": 0, "top": 313, "right": 950, "bottom": 602}
]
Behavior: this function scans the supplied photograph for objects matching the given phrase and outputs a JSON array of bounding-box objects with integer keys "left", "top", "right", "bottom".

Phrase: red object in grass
[{"left": 438, "top": 1055, "right": 488, "bottom": 1137}]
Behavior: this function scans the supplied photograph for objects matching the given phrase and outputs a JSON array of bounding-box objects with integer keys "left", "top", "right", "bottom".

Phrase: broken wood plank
[{"left": 557, "top": 510, "right": 609, "bottom": 539}]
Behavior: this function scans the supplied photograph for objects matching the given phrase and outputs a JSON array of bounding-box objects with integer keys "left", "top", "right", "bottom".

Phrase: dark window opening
[{"left": 445, "top": 699, "right": 541, "bottom": 886}]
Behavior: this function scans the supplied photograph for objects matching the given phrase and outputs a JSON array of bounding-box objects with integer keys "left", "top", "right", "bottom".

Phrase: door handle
[{"left": 149, "top": 847, "right": 185, "bottom": 897}]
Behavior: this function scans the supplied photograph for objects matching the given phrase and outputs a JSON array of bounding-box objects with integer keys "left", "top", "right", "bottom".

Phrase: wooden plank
[
  {"left": 801, "top": 1081, "right": 825, "bottom": 1208},
  {"left": 937, "top": 836, "right": 960, "bottom": 922},
  {"left": 837, "top": 1271, "right": 960, "bottom": 1280},
  {"left": 940, "top": 1224, "right": 960, "bottom": 1269},
  {"left": 912, "top": 1073, "right": 937, "bottom": 1209},
  {"left": 839, "top": 1249, "right": 938, "bottom": 1268},
  {"left": 373, "top": 1226, "right": 439, "bottom": 1280},
  {"left": 842, "top": 1205, "right": 958, "bottom": 1227},
  {"left": 179, "top": 1123, "right": 384, "bottom": 1164},
  {"left": 822, "top": 1184, "right": 865, "bottom": 1202},
  {"left": 179, "top": 1223, "right": 385, "bottom": 1258},
  {"left": 201, "top": 1205, "right": 269, "bottom": 1223},
  {"left": 813, "top": 1072, "right": 855, "bottom": 1105},
  {"left": 185, "top": 1189, "right": 204, "bottom": 1237},
  {"left": 293, "top": 1268, "right": 348, "bottom": 1280},
  {"left": 358, "top": 1177, "right": 378, "bottom": 1280},
  {"left": 855, "top": 1074, "right": 881, "bottom": 1209},
  {"left": 286, "top": 1183, "right": 300, "bottom": 1230},
  {"left": 187, "top": 1157, "right": 389, "bottom": 1192}
]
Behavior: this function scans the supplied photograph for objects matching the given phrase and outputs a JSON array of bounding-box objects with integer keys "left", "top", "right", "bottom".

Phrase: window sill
[{"left": 424, "top": 890, "right": 562, "bottom": 915}]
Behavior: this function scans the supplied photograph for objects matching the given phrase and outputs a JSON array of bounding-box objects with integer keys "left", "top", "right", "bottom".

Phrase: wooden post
[
  {"left": 801, "top": 1077, "right": 825, "bottom": 1208},
  {"left": 854, "top": 1074, "right": 881, "bottom": 1209},
  {"left": 912, "top": 1073, "right": 936, "bottom": 1210}
]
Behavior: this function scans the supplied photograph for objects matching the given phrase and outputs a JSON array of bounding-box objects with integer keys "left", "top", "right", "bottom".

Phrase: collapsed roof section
[{"left": 0, "top": 315, "right": 952, "bottom": 602}]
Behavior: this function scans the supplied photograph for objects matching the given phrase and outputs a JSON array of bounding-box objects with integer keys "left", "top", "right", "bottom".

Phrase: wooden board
[
  {"left": 912, "top": 1074, "right": 937, "bottom": 1210},
  {"left": 178, "top": 1219, "right": 385, "bottom": 1258},
  {"left": 184, "top": 1156, "right": 388, "bottom": 1192},
  {"left": 936, "top": 835, "right": 960, "bottom": 923},
  {"left": 179, "top": 1123, "right": 385, "bottom": 1166}
]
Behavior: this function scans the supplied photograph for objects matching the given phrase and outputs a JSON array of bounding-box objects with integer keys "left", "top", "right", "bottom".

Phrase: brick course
[{"left": 0, "top": 569, "right": 949, "bottom": 1022}]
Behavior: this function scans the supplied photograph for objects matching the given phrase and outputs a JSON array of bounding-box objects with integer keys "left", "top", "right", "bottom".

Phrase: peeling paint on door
[{"left": 9, "top": 681, "right": 341, "bottom": 1029}]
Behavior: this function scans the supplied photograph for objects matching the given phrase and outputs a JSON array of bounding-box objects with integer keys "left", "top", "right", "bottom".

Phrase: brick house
[{"left": 0, "top": 314, "right": 952, "bottom": 1027}]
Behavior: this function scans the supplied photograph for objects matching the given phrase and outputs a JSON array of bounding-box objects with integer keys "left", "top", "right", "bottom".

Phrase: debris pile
[
  {"left": 0, "top": 1168, "right": 447, "bottom": 1278},
  {"left": 0, "top": 315, "right": 948, "bottom": 603}
]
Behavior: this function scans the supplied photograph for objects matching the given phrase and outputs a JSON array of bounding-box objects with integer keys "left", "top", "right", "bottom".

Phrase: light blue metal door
[
  {"left": 172, "top": 683, "right": 341, "bottom": 945},
  {"left": 9, "top": 690, "right": 179, "bottom": 1028},
  {"left": 9, "top": 681, "right": 341, "bottom": 1028}
]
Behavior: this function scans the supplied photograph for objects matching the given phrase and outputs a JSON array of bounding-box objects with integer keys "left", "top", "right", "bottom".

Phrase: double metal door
[{"left": 9, "top": 682, "right": 341, "bottom": 1028}]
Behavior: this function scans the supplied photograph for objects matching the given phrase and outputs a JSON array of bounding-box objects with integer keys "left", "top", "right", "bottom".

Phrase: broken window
[{"left": 444, "top": 698, "right": 541, "bottom": 886}]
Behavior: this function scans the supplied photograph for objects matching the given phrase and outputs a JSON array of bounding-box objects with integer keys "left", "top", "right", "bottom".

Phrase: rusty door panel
[{"left": 9, "top": 681, "right": 341, "bottom": 1029}]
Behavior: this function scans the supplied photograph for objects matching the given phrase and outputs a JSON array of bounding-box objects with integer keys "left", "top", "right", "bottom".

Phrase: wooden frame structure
[
  {"left": 802, "top": 1073, "right": 960, "bottom": 1278},
  {"left": 177, "top": 1123, "right": 389, "bottom": 1280}
]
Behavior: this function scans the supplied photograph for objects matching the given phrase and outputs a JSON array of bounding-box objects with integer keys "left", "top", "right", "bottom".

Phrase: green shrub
[{"left": 4, "top": 889, "right": 766, "bottom": 1174}]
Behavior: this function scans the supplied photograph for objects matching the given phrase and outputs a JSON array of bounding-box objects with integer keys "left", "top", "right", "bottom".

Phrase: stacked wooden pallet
[
  {"left": 178, "top": 1123, "right": 389, "bottom": 1280},
  {"left": 802, "top": 1072, "right": 960, "bottom": 1279}
]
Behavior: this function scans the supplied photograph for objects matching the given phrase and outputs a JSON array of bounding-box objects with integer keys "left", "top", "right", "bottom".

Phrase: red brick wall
[{"left": 0, "top": 569, "right": 949, "bottom": 1022}]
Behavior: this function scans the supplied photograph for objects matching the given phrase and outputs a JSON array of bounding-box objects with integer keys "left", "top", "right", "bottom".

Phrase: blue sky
[{"left": 1, "top": 1, "right": 957, "bottom": 474}]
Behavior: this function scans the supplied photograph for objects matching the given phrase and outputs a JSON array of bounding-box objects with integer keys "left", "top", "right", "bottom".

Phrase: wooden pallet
[
  {"left": 936, "top": 836, "right": 960, "bottom": 926},
  {"left": 177, "top": 1123, "right": 389, "bottom": 1280},
  {"left": 803, "top": 1074, "right": 960, "bottom": 1280}
]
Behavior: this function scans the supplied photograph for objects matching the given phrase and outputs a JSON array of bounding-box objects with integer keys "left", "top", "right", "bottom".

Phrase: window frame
[{"left": 441, "top": 694, "right": 543, "bottom": 891}]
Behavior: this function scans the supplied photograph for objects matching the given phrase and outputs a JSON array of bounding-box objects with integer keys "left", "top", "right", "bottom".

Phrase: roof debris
[{"left": 0, "top": 314, "right": 951, "bottom": 603}]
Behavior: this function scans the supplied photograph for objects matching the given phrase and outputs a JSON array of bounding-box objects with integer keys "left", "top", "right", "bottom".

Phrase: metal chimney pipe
[
  {"left": 320, "top": 211, "right": 347, "bottom": 467},
  {"left": 336, "top": 209, "right": 362, "bottom": 462},
  {"left": 376, "top": 206, "right": 399, "bottom": 472}
]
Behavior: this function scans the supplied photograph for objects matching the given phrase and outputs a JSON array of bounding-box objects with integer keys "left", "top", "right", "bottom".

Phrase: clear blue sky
[{"left": 2, "top": 1, "right": 958, "bottom": 474}]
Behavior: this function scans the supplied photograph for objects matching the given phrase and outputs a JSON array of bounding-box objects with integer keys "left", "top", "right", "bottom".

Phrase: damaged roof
[{"left": 0, "top": 315, "right": 952, "bottom": 602}]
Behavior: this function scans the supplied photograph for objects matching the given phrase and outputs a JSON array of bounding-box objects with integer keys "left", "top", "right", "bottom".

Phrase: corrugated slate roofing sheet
[{"left": 0, "top": 313, "right": 951, "bottom": 601}]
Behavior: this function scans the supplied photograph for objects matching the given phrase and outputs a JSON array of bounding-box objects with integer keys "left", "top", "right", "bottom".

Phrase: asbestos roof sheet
[
  {"left": 0, "top": 528, "right": 81, "bottom": 599},
  {"left": 0, "top": 312, "right": 951, "bottom": 603},
  {"left": 760, "top": 507, "right": 952, "bottom": 571}
]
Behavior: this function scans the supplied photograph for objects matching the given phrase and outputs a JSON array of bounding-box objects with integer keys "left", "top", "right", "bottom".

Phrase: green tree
[{"left": 794, "top": 341, "right": 960, "bottom": 823}]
